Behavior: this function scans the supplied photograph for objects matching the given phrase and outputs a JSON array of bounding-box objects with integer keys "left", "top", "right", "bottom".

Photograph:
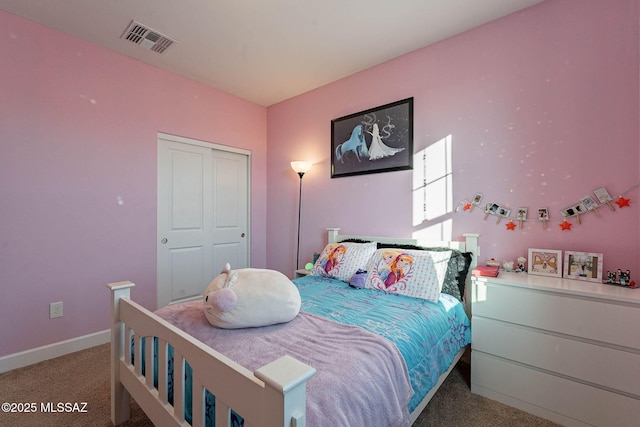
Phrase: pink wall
[
  {"left": 266, "top": 0, "right": 639, "bottom": 277},
  {"left": 2, "top": 0, "right": 638, "bottom": 359},
  {"left": 0, "top": 12, "right": 267, "bottom": 357}
]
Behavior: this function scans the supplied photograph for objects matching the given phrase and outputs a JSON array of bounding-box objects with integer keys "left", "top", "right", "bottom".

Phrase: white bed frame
[{"left": 107, "top": 228, "right": 479, "bottom": 427}]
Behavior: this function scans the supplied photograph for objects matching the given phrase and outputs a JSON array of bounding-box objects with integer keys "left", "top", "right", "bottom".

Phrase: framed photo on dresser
[
  {"left": 528, "top": 248, "right": 562, "bottom": 278},
  {"left": 563, "top": 251, "right": 603, "bottom": 282}
]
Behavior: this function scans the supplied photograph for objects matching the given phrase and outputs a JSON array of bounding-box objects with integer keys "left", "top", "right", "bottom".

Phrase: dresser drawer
[
  {"left": 473, "top": 281, "right": 640, "bottom": 350},
  {"left": 472, "top": 317, "right": 640, "bottom": 396},
  {"left": 472, "top": 352, "right": 640, "bottom": 427}
]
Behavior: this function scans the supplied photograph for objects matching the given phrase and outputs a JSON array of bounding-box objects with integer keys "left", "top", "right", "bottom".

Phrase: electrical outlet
[{"left": 50, "top": 301, "right": 63, "bottom": 319}]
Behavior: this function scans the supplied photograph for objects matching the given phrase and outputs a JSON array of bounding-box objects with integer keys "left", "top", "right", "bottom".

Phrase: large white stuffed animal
[{"left": 203, "top": 263, "right": 301, "bottom": 329}]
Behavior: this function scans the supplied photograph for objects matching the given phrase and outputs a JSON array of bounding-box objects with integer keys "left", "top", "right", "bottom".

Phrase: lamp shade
[{"left": 290, "top": 161, "right": 312, "bottom": 174}]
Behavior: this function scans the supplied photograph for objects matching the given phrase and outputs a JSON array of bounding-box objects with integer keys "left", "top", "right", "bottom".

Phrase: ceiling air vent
[{"left": 121, "top": 20, "right": 177, "bottom": 54}]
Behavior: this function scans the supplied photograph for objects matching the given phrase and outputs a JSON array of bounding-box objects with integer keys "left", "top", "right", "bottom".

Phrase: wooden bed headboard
[{"left": 326, "top": 227, "right": 479, "bottom": 259}]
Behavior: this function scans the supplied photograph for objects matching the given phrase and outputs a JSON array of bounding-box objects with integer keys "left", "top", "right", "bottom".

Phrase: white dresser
[{"left": 471, "top": 272, "right": 640, "bottom": 427}]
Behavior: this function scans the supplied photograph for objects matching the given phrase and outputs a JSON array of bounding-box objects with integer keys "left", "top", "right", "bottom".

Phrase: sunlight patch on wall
[
  {"left": 412, "top": 218, "right": 453, "bottom": 243},
  {"left": 412, "top": 135, "right": 453, "bottom": 226}
]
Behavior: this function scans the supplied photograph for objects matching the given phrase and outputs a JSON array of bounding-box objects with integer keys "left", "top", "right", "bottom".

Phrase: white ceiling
[{"left": 0, "top": 0, "right": 543, "bottom": 106}]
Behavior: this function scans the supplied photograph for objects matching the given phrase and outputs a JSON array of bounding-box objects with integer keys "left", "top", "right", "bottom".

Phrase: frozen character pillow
[
  {"left": 364, "top": 249, "right": 452, "bottom": 302},
  {"left": 311, "top": 242, "right": 377, "bottom": 282}
]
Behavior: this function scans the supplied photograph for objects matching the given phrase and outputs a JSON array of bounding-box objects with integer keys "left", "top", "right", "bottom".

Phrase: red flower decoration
[
  {"left": 559, "top": 220, "right": 572, "bottom": 231},
  {"left": 615, "top": 196, "right": 630, "bottom": 208},
  {"left": 506, "top": 221, "right": 516, "bottom": 231},
  {"left": 463, "top": 202, "right": 472, "bottom": 211}
]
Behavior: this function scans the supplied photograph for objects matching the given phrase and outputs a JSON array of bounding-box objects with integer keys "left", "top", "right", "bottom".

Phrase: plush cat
[{"left": 203, "top": 263, "right": 301, "bottom": 329}]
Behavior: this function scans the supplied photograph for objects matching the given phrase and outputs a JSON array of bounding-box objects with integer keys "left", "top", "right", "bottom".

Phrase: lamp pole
[
  {"left": 295, "top": 170, "right": 304, "bottom": 270},
  {"left": 291, "top": 161, "right": 311, "bottom": 272}
]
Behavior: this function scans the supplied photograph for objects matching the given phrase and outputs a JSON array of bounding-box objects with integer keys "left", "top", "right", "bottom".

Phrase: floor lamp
[{"left": 291, "top": 161, "right": 312, "bottom": 270}]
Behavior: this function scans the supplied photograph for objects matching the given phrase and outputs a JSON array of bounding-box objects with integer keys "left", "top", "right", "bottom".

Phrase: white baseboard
[{"left": 0, "top": 329, "right": 111, "bottom": 374}]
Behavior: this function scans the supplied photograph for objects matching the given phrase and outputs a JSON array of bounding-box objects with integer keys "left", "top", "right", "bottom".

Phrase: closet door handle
[{"left": 161, "top": 238, "right": 168, "bottom": 244}]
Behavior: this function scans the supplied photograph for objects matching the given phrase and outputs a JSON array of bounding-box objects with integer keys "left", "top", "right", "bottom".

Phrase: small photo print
[
  {"left": 561, "top": 203, "right": 586, "bottom": 218},
  {"left": 487, "top": 203, "right": 510, "bottom": 218},
  {"left": 517, "top": 208, "right": 528, "bottom": 221},
  {"left": 497, "top": 207, "right": 511, "bottom": 218},
  {"left": 537, "top": 208, "right": 549, "bottom": 221},
  {"left": 594, "top": 187, "right": 613, "bottom": 203},
  {"left": 580, "top": 196, "right": 598, "bottom": 211},
  {"left": 487, "top": 203, "right": 500, "bottom": 215}
]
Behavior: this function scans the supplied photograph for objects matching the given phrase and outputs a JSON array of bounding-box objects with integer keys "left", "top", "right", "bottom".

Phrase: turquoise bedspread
[{"left": 294, "top": 275, "right": 471, "bottom": 412}]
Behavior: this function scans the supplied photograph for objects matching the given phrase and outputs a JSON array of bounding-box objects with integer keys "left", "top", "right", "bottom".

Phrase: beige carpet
[{"left": 0, "top": 344, "right": 559, "bottom": 426}]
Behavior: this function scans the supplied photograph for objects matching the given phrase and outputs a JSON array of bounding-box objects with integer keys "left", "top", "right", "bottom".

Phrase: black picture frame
[{"left": 331, "top": 97, "right": 413, "bottom": 178}]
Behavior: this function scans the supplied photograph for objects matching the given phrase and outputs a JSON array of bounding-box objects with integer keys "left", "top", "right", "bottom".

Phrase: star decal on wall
[
  {"left": 505, "top": 221, "right": 516, "bottom": 230},
  {"left": 559, "top": 220, "right": 572, "bottom": 231},
  {"left": 615, "top": 196, "right": 630, "bottom": 208}
]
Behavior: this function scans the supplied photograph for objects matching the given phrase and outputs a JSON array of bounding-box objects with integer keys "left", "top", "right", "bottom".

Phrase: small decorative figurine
[
  {"left": 516, "top": 256, "right": 527, "bottom": 272},
  {"left": 604, "top": 269, "right": 637, "bottom": 288},
  {"left": 486, "top": 258, "right": 501, "bottom": 267},
  {"left": 619, "top": 270, "right": 630, "bottom": 285},
  {"left": 503, "top": 260, "right": 514, "bottom": 272}
]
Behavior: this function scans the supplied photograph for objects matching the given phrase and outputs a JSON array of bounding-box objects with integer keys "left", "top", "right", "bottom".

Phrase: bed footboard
[{"left": 107, "top": 281, "right": 316, "bottom": 427}]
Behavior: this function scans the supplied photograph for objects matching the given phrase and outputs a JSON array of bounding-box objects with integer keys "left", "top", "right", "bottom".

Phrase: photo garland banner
[{"left": 457, "top": 182, "right": 638, "bottom": 231}]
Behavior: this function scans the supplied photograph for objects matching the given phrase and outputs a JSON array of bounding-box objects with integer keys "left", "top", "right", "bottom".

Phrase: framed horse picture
[{"left": 331, "top": 98, "right": 413, "bottom": 178}]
